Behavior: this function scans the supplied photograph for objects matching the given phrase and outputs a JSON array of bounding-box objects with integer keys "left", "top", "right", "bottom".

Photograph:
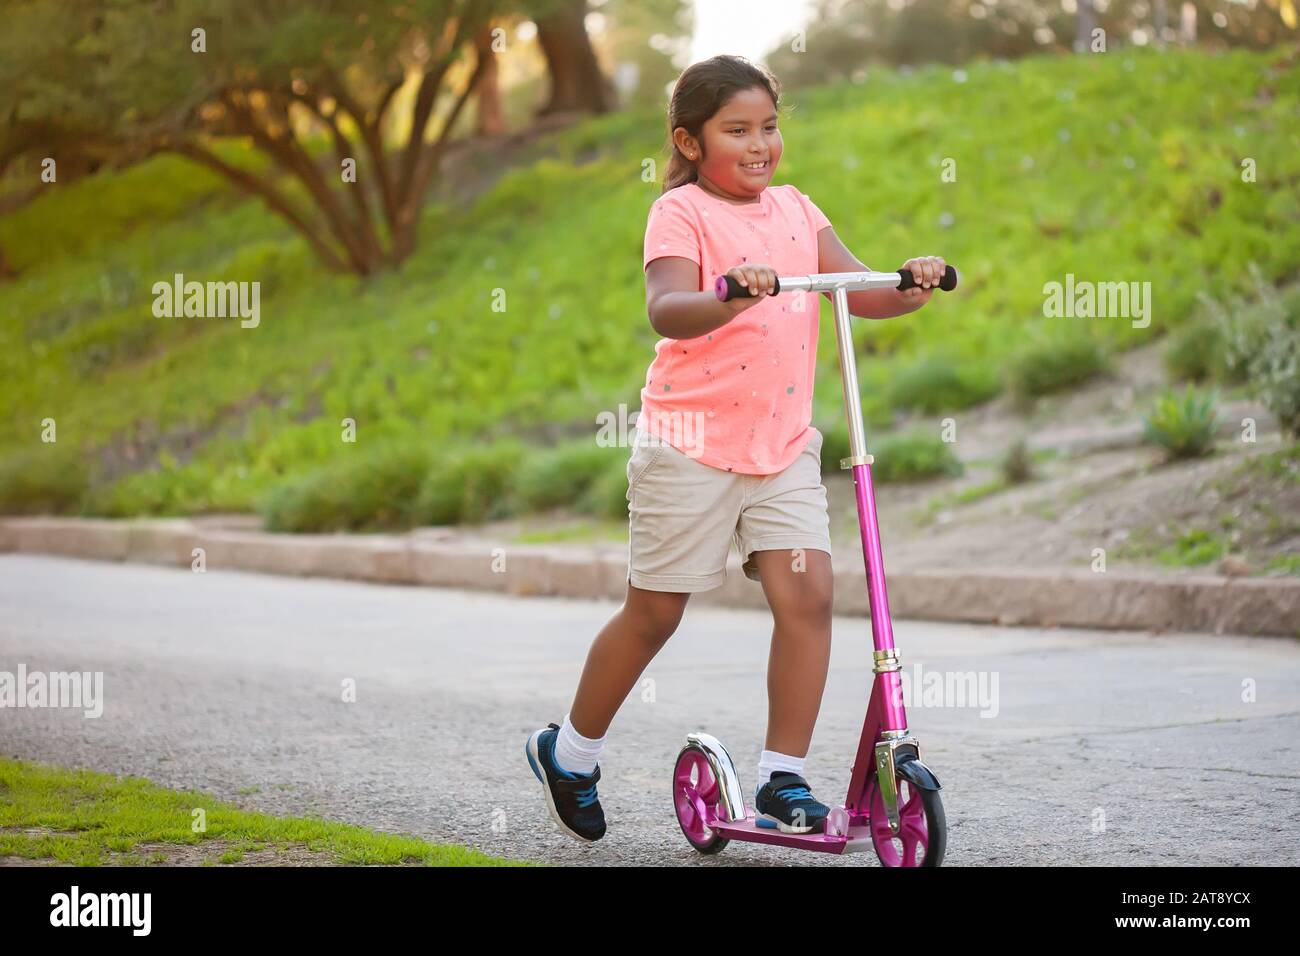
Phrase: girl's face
[{"left": 676, "top": 86, "right": 782, "bottom": 203}]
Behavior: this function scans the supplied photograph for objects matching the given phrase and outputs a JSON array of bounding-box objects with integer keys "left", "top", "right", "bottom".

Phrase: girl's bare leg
[
  {"left": 566, "top": 582, "right": 691, "bottom": 739},
  {"left": 751, "top": 548, "right": 834, "bottom": 757}
]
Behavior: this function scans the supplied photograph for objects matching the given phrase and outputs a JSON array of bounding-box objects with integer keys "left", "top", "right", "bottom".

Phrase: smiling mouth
[{"left": 740, "top": 160, "right": 769, "bottom": 171}]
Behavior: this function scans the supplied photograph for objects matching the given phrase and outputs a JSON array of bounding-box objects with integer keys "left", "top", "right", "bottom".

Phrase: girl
[{"left": 526, "top": 54, "right": 946, "bottom": 842}]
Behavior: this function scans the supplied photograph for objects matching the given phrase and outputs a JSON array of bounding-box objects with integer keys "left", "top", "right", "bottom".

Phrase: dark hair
[{"left": 661, "top": 55, "right": 782, "bottom": 194}]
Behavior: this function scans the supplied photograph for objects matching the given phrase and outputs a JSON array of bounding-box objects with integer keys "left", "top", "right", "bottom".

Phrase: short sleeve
[
  {"left": 798, "top": 189, "right": 832, "bottom": 233},
  {"left": 643, "top": 196, "right": 702, "bottom": 272}
]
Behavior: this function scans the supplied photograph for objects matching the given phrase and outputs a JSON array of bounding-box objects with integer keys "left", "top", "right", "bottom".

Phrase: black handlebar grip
[
  {"left": 714, "top": 274, "right": 782, "bottom": 302},
  {"left": 897, "top": 265, "right": 958, "bottom": 292}
]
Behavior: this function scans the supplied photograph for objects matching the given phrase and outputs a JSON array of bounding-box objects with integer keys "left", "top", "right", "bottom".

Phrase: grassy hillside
[{"left": 1, "top": 46, "right": 1297, "bottom": 524}]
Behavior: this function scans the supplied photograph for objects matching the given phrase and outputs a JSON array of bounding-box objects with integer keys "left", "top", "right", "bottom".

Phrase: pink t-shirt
[{"left": 640, "top": 181, "right": 832, "bottom": 475}]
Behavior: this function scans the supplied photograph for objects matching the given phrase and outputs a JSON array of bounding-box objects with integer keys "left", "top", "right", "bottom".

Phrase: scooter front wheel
[
  {"left": 672, "top": 744, "right": 729, "bottom": 855},
  {"left": 864, "top": 775, "right": 946, "bottom": 867}
]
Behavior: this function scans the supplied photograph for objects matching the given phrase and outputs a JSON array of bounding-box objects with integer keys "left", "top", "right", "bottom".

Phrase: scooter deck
[{"left": 709, "top": 810, "right": 876, "bottom": 854}]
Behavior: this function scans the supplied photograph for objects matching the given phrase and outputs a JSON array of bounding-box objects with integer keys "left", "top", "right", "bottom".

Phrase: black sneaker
[
  {"left": 754, "top": 772, "right": 830, "bottom": 834},
  {"left": 525, "top": 722, "right": 606, "bottom": 842}
]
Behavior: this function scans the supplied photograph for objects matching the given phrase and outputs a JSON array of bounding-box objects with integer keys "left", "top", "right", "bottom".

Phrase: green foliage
[
  {"left": 259, "top": 444, "right": 430, "bottom": 533},
  {"left": 887, "top": 355, "right": 1000, "bottom": 414},
  {"left": 1005, "top": 333, "right": 1110, "bottom": 405},
  {"left": 2, "top": 49, "right": 1297, "bottom": 524},
  {"left": 0, "top": 445, "right": 90, "bottom": 515},
  {"left": 513, "top": 440, "right": 618, "bottom": 512},
  {"left": 1156, "top": 529, "right": 1227, "bottom": 567},
  {"left": 417, "top": 441, "right": 527, "bottom": 526},
  {"left": 1162, "top": 314, "right": 1238, "bottom": 384},
  {"left": 1218, "top": 272, "right": 1300, "bottom": 438},
  {"left": 869, "top": 432, "right": 964, "bottom": 483},
  {"left": 578, "top": 454, "right": 634, "bottom": 520},
  {"left": 1141, "top": 386, "right": 1220, "bottom": 460},
  {"left": 1233, "top": 443, "right": 1300, "bottom": 485}
]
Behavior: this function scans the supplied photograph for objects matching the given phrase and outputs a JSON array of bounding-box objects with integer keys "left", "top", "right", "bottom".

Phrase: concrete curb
[{"left": 1, "top": 517, "right": 1296, "bottom": 636}]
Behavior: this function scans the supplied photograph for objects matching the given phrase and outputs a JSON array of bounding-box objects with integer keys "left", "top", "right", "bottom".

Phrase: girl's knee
[{"left": 625, "top": 589, "right": 688, "bottom": 642}]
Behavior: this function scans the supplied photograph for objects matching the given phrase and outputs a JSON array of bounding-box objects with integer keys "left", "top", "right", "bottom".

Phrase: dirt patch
[{"left": 427, "top": 342, "right": 1297, "bottom": 579}]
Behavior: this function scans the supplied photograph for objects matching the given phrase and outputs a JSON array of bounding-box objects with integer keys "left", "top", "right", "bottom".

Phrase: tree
[
  {"left": 0, "top": 0, "right": 532, "bottom": 276},
  {"left": 531, "top": 0, "right": 616, "bottom": 115},
  {"left": 475, "top": 24, "right": 508, "bottom": 136}
]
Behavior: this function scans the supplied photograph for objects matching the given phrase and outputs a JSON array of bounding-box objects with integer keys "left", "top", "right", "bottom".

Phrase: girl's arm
[
  {"left": 815, "top": 226, "right": 931, "bottom": 319},
  {"left": 646, "top": 256, "right": 760, "bottom": 340}
]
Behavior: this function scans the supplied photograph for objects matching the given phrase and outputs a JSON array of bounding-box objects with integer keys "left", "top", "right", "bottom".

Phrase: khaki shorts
[{"left": 625, "top": 427, "right": 833, "bottom": 592}]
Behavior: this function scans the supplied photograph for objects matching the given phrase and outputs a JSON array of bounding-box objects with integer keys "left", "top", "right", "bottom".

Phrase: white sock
[
  {"left": 553, "top": 712, "right": 605, "bottom": 776},
  {"left": 757, "top": 748, "right": 806, "bottom": 786}
]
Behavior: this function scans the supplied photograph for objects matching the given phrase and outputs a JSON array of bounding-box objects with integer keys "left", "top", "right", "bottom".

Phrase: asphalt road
[{"left": 2, "top": 553, "right": 1297, "bottom": 866}]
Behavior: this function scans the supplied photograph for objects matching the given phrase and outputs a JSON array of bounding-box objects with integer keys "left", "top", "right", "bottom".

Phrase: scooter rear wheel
[
  {"left": 672, "top": 744, "right": 729, "bottom": 855},
  {"left": 865, "top": 775, "right": 946, "bottom": 867}
]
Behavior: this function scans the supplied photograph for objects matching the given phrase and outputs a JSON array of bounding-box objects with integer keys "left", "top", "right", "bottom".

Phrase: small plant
[
  {"left": 869, "top": 432, "right": 964, "bottom": 483},
  {"left": 1000, "top": 438, "right": 1036, "bottom": 484},
  {"left": 1006, "top": 334, "right": 1110, "bottom": 406},
  {"left": 1162, "top": 315, "right": 1238, "bottom": 384},
  {"left": 887, "top": 355, "right": 1000, "bottom": 414},
  {"left": 1156, "top": 528, "right": 1227, "bottom": 567},
  {"left": 1141, "top": 385, "right": 1220, "bottom": 460}
]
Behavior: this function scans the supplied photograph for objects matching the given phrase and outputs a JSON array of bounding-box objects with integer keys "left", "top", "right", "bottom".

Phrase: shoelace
[
  {"left": 775, "top": 785, "right": 814, "bottom": 802},
  {"left": 574, "top": 783, "right": 599, "bottom": 808}
]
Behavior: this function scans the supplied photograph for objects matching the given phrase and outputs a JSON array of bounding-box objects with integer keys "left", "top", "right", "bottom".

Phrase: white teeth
[{"left": 743, "top": 161, "right": 767, "bottom": 168}]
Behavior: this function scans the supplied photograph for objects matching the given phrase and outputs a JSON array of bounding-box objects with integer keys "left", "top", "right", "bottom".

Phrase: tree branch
[{"left": 163, "top": 138, "right": 349, "bottom": 274}]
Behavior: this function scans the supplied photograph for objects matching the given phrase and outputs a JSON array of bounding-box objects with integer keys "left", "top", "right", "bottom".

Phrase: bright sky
[{"left": 688, "top": 0, "right": 816, "bottom": 65}]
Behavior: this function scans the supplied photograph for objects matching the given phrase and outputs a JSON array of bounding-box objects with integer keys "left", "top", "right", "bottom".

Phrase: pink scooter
[{"left": 671, "top": 265, "right": 959, "bottom": 867}]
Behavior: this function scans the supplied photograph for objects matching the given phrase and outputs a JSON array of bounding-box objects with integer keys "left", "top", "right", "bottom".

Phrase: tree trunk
[
  {"left": 1075, "top": 0, "right": 1099, "bottom": 52},
  {"left": 1154, "top": 0, "right": 1169, "bottom": 48},
  {"left": 1179, "top": 1, "right": 1198, "bottom": 45},
  {"left": 475, "top": 25, "right": 506, "bottom": 136},
  {"left": 534, "top": 0, "right": 613, "bottom": 116}
]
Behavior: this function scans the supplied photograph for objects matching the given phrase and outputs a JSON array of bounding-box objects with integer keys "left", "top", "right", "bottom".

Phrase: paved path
[{"left": 2, "top": 554, "right": 1297, "bottom": 866}]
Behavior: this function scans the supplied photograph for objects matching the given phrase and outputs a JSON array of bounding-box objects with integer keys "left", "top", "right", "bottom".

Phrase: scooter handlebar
[{"left": 714, "top": 265, "right": 958, "bottom": 302}]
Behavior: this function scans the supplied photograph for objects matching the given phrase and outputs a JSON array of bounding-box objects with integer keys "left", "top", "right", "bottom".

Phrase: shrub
[
  {"left": 1218, "top": 273, "right": 1300, "bottom": 437},
  {"left": 1162, "top": 316, "right": 1236, "bottom": 384},
  {"left": 887, "top": 355, "right": 1000, "bottom": 414},
  {"left": 513, "top": 439, "right": 616, "bottom": 512},
  {"left": 417, "top": 440, "right": 526, "bottom": 525},
  {"left": 0, "top": 445, "right": 90, "bottom": 515},
  {"left": 869, "top": 432, "right": 964, "bottom": 483},
  {"left": 259, "top": 443, "right": 430, "bottom": 533},
  {"left": 816, "top": 406, "right": 891, "bottom": 476},
  {"left": 1000, "top": 438, "right": 1036, "bottom": 484},
  {"left": 1141, "top": 386, "right": 1220, "bottom": 460},
  {"left": 1005, "top": 334, "right": 1110, "bottom": 405},
  {"left": 577, "top": 454, "right": 633, "bottom": 520}
]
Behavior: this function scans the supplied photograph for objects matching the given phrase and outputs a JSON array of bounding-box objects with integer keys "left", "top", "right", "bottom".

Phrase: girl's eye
[{"left": 765, "top": 124, "right": 778, "bottom": 131}]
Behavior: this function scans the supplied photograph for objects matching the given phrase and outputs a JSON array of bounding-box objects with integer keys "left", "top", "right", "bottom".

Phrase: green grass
[
  {"left": 0, "top": 757, "right": 529, "bottom": 867},
  {"left": 512, "top": 518, "right": 629, "bottom": 543},
  {"left": 1155, "top": 528, "right": 1230, "bottom": 567},
  {"left": 1, "top": 47, "right": 1297, "bottom": 521},
  {"left": 1142, "top": 385, "right": 1221, "bottom": 460},
  {"left": 918, "top": 476, "right": 1008, "bottom": 523}
]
